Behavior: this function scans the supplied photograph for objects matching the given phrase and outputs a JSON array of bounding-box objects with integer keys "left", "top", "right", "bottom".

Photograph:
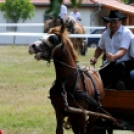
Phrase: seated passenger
[
  {"left": 90, "top": 10, "right": 133, "bottom": 90},
  {"left": 129, "top": 37, "right": 134, "bottom": 90},
  {"left": 130, "top": 70, "right": 134, "bottom": 90}
]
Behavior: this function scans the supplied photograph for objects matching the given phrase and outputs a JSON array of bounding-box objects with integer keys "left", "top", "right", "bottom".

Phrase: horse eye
[{"left": 32, "top": 44, "right": 36, "bottom": 48}]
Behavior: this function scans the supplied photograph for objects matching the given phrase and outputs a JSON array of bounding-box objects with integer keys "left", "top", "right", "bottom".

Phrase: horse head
[
  {"left": 29, "top": 24, "right": 77, "bottom": 62},
  {"left": 44, "top": 17, "right": 64, "bottom": 33},
  {"left": 28, "top": 33, "right": 62, "bottom": 61},
  {"left": 64, "top": 16, "right": 75, "bottom": 33}
]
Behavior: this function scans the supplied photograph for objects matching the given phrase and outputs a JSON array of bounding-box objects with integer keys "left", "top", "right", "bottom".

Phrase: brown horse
[
  {"left": 29, "top": 25, "right": 123, "bottom": 134},
  {"left": 44, "top": 17, "right": 63, "bottom": 33},
  {"left": 64, "top": 16, "right": 86, "bottom": 55},
  {"left": 44, "top": 16, "right": 87, "bottom": 55}
]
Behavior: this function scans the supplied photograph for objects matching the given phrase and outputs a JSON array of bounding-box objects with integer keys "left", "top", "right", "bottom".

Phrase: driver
[{"left": 90, "top": 10, "right": 133, "bottom": 90}]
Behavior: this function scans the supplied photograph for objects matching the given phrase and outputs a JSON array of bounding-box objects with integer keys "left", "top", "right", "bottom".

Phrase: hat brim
[{"left": 101, "top": 16, "right": 128, "bottom": 23}]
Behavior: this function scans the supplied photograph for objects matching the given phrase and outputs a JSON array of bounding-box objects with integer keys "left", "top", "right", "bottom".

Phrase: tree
[
  {"left": 0, "top": 0, "right": 35, "bottom": 44},
  {"left": 128, "top": 0, "right": 134, "bottom": 4},
  {"left": 121, "top": 0, "right": 129, "bottom": 4},
  {"left": 46, "top": 0, "right": 82, "bottom": 17},
  {"left": 46, "top": 0, "right": 134, "bottom": 17}
]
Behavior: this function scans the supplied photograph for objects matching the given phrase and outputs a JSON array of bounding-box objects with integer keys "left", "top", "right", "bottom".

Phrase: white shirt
[
  {"left": 59, "top": 5, "right": 67, "bottom": 19},
  {"left": 69, "top": 12, "right": 81, "bottom": 22},
  {"left": 98, "top": 25, "right": 133, "bottom": 62}
]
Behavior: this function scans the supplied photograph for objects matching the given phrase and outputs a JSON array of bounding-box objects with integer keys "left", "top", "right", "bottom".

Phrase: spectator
[
  {"left": 90, "top": 10, "right": 133, "bottom": 90},
  {"left": 69, "top": 7, "right": 81, "bottom": 23},
  {"left": 59, "top": 4, "right": 67, "bottom": 21}
]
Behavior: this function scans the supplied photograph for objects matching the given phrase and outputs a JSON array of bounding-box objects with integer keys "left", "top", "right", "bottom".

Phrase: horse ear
[{"left": 48, "top": 34, "right": 61, "bottom": 45}]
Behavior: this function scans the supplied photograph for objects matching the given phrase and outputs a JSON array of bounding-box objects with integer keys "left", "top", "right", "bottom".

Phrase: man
[
  {"left": 48, "top": 4, "right": 67, "bottom": 32},
  {"left": 59, "top": 4, "right": 67, "bottom": 21},
  {"left": 69, "top": 7, "right": 81, "bottom": 23},
  {"left": 90, "top": 10, "right": 133, "bottom": 89}
]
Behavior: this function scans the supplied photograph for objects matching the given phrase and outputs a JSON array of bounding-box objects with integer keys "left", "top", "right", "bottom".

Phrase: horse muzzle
[
  {"left": 34, "top": 52, "right": 43, "bottom": 60},
  {"left": 28, "top": 44, "right": 36, "bottom": 54}
]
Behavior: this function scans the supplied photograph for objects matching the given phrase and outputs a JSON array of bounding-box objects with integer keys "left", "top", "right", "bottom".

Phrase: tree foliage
[
  {"left": 128, "top": 0, "right": 134, "bottom": 4},
  {"left": 46, "top": 0, "right": 82, "bottom": 18},
  {"left": 46, "top": 0, "right": 133, "bottom": 17},
  {"left": 0, "top": 0, "right": 35, "bottom": 23},
  {"left": 121, "top": 0, "right": 129, "bottom": 4},
  {"left": 0, "top": 0, "right": 35, "bottom": 45}
]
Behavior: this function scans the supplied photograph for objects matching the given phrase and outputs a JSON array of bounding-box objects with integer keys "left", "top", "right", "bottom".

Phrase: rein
[{"left": 53, "top": 58, "right": 77, "bottom": 69}]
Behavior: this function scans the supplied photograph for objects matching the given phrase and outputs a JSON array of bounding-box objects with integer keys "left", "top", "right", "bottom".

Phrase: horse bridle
[{"left": 34, "top": 38, "right": 77, "bottom": 70}]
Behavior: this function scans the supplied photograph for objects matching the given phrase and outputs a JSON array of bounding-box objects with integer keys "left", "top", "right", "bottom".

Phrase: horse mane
[{"left": 48, "top": 26, "right": 78, "bottom": 62}]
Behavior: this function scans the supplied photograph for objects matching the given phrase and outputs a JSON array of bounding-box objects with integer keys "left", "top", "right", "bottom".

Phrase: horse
[
  {"left": 44, "top": 16, "right": 87, "bottom": 56},
  {"left": 44, "top": 17, "right": 63, "bottom": 33},
  {"left": 64, "top": 16, "right": 87, "bottom": 56},
  {"left": 29, "top": 25, "right": 123, "bottom": 134}
]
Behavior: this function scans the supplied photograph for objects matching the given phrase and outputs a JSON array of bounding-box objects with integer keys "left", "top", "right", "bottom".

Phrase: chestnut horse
[
  {"left": 64, "top": 16, "right": 86, "bottom": 55},
  {"left": 44, "top": 17, "right": 63, "bottom": 33},
  {"left": 44, "top": 16, "right": 87, "bottom": 56},
  {"left": 29, "top": 25, "right": 123, "bottom": 134}
]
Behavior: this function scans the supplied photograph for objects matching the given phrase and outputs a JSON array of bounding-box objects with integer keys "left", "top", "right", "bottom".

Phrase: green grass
[
  {"left": 0, "top": 46, "right": 55, "bottom": 134},
  {"left": 0, "top": 46, "right": 133, "bottom": 134}
]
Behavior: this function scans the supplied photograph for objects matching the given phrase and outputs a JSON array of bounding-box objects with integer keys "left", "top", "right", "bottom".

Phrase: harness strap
[
  {"left": 64, "top": 68, "right": 101, "bottom": 107},
  {"left": 72, "top": 90, "right": 100, "bottom": 107},
  {"left": 84, "top": 71, "right": 101, "bottom": 106},
  {"left": 57, "top": 69, "right": 78, "bottom": 90},
  {"left": 81, "top": 72, "right": 88, "bottom": 92}
]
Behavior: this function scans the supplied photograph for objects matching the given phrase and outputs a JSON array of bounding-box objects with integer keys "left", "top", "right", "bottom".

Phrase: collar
[
  {"left": 116, "top": 25, "right": 123, "bottom": 34},
  {"left": 106, "top": 25, "right": 123, "bottom": 35}
]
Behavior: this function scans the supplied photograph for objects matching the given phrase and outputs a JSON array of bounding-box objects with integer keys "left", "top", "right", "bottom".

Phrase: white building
[{"left": 0, "top": 0, "right": 133, "bottom": 45}]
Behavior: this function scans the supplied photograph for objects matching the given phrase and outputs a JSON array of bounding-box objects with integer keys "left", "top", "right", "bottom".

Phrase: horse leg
[
  {"left": 55, "top": 112, "right": 64, "bottom": 134},
  {"left": 86, "top": 116, "right": 97, "bottom": 134},
  {"left": 107, "top": 129, "right": 113, "bottom": 134},
  {"left": 70, "top": 114, "right": 86, "bottom": 134},
  {"left": 50, "top": 95, "right": 65, "bottom": 134}
]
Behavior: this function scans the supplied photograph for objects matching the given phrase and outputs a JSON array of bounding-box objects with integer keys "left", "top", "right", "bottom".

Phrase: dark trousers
[{"left": 99, "top": 60, "right": 134, "bottom": 89}]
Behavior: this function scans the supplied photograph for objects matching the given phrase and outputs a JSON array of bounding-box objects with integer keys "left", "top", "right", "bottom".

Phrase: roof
[
  {"left": 31, "top": 0, "right": 94, "bottom": 4},
  {"left": 0, "top": 0, "right": 134, "bottom": 15},
  {"left": 90, "top": 0, "right": 134, "bottom": 15},
  {"left": 0, "top": 0, "right": 94, "bottom": 5}
]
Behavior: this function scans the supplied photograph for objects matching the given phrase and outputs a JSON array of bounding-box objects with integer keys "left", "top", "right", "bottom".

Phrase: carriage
[
  {"left": 94, "top": 89, "right": 134, "bottom": 134},
  {"left": 29, "top": 24, "right": 134, "bottom": 134}
]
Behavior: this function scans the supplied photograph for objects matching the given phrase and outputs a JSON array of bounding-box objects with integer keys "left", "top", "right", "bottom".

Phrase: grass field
[{"left": 0, "top": 46, "right": 133, "bottom": 134}]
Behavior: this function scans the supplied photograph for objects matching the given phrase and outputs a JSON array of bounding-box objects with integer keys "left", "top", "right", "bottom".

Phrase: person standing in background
[
  {"left": 59, "top": 4, "right": 67, "bottom": 21},
  {"left": 69, "top": 7, "right": 81, "bottom": 23}
]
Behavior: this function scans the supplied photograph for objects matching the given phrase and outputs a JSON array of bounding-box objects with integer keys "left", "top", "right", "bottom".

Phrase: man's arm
[
  {"left": 106, "top": 48, "right": 127, "bottom": 62},
  {"left": 90, "top": 47, "right": 103, "bottom": 65},
  {"left": 78, "top": 12, "right": 81, "bottom": 21}
]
